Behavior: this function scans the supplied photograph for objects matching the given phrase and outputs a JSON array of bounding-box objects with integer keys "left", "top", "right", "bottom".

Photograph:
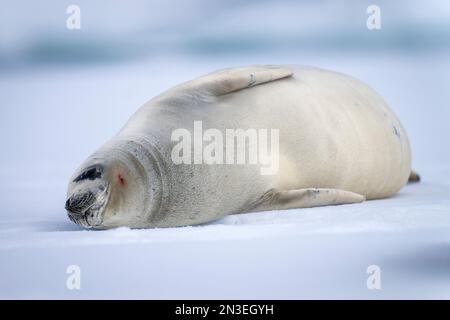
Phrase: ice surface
[{"left": 1, "top": 165, "right": 449, "bottom": 299}]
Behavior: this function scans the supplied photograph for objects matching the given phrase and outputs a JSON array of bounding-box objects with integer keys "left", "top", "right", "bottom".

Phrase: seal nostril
[
  {"left": 65, "top": 192, "right": 95, "bottom": 214},
  {"left": 65, "top": 198, "right": 71, "bottom": 211}
]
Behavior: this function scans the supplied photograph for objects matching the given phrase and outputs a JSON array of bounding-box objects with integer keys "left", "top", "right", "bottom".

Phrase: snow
[
  {"left": 1, "top": 164, "right": 450, "bottom": 299},
  {"left": 1, "top": 0, "right": 450, "bottom": 299}
]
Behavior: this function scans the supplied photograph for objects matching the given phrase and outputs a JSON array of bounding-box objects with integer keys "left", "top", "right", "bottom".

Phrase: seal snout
[
  {"left": 65, "top": 191, "right": 95, "bottom": 215},
  {"left": 66, "top": 172, "right": 111, "bottom": 228}
]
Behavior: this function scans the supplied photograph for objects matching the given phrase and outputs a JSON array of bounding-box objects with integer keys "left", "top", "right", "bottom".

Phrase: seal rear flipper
[
  {"left": 244, "top": 188, "right": 366, "bottom": 213},
  {"left": 408, "top": 170, "right": 421, "bottom": 183},
  {"left": 178, "top": 65, "right": 294, "bottom": 97}
]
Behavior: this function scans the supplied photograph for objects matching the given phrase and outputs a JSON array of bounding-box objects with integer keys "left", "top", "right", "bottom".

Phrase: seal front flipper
[
  {"left": 177, "top": 65, "right": 294, "bottom": 97},
  {"left": 244, "top": 188, "right": 366, "bottom": 213}
]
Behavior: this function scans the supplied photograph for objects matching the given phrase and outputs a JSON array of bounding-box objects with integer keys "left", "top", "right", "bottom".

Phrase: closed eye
[{"left": 73, "top": 167, "right": 102, "bottom": 183}]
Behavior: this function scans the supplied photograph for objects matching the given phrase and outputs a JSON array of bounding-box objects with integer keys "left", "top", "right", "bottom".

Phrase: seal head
[
  {"left": 66, "top": 164, "right": 110, "bottom": 228},
  {"left": 65, "top": 139, "right": 162, "bottom": 229}
]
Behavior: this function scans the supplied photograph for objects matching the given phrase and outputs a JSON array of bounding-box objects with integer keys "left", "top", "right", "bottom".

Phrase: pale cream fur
[{"left": 67, "top": 65, "right": 411, "bottom": 229}]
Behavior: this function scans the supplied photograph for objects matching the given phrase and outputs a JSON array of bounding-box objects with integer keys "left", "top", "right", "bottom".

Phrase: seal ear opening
[{"left": 117, "top": 174, "right": 127, "bottom": 187}]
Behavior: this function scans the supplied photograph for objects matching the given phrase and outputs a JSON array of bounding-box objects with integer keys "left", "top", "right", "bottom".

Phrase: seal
[{"left": 65, "top": 65, "right": 415, "bottom": 229}]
